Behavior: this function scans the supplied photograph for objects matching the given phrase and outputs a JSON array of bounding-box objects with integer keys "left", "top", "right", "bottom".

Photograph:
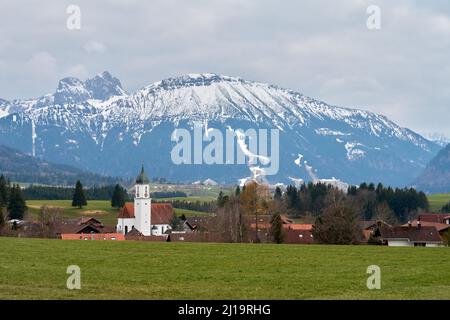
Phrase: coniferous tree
[
  {"left": 270, "top": 212, "right": 284, "bottom": 244},
  {"left": 0, "top": 207, "right": 5, "bottom": 229},
  {"left": 0, "top": 175, "right": 9, "bottom": 208},
  {"left": 111, "top": 184, "right": 126, "bottom": 209},
  {"left": 72, "top": 180, "right": 87, "bottom": 209},
  {"left": 7, "top": 184, "right": 27, "bottom": 220},
  {"left": 441, "top": 202, "right": 450, "bottom": 213},
  {"left": 170, "top": 213, "right": 182, "bottom": 231},
  {"left": 274, "top": 186, "right": 282, "bottom": 202},
  {"left": 235, "top": 186, "right": 241, "bottom": 197},
  {"left": 217, "top": 191, "right": 229, "bottom": 208}
]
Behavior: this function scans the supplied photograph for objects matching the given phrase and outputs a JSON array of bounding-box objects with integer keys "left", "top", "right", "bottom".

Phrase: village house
[
  {"left": 58, "top": 217, "right": 116, "bottom": 235},
  {"left": 248, "top": 215, "right": 316, "bottom": 244},
  {"left": 283, "top": 224, "right": 315, "bottom": 244},
  {"left": 377, "top": 223, "right": 443, "bottom": 247},
  {"left": 58, "top": 217, "right": 124, "bottom": 241}
]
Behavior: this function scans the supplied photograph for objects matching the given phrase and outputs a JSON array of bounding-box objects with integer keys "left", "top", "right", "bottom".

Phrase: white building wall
[
  {"left": 117, "top": 218, "right": 135, "bottom": 235},
  {"left": 134, "top": 184, "right": 152, "bottom": 236},
  {"left": 152, "top": 224, "right": 171, "bottom": 236},
  {"left": 387, "top": 240, "right": 411, "bottom": 247},
  {"left": 425, "top": 243, "right": 441, "bottom": 247},
  {"left": 387, "top": 240, "right": 443, "bottom": 247}
]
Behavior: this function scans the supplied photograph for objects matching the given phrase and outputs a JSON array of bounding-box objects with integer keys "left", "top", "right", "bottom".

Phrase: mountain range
[
  {"left": 0, "top": 71, "right": 441, "bottom": 187},
  {"left": 0, "top": 144, "right": 118, "bottom": 186},
  {"left": 414, "top": 144, "right": 450, "bottom": 193}
]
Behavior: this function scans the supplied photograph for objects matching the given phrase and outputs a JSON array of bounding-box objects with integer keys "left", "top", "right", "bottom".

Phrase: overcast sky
[{"left": 0, "top": 0, "right": 449, "bottom": 136}]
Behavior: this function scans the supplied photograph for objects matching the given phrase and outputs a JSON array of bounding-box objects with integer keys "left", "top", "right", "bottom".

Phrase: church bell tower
[{"left": 134, "top": 165, "right": 151, "bottom": 236}]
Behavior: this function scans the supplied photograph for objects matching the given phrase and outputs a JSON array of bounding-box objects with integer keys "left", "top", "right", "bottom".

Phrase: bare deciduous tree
[
  {"left": 215, "top": 196, "right": 246, "bottom": 243},
  {"left": 37, "top": 205, "right": 62, "bottom": 238}
]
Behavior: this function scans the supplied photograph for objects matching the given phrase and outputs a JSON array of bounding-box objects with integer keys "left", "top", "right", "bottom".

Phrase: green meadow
[
  {"left": 0, "top": 237, "right": 449, "bottom": 300},
  {"left": 428, "top": 193, "right": 450, "bottom": 212},
  {"left": 26, "top": 199, "right": 211, "bottom": 226}
]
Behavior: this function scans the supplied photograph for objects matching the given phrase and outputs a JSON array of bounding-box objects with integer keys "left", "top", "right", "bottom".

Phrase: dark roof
[
  {"left": 284, "top": 228, "right": 315, "bottom": 244},
  {"left": 58, "top": 223, "right": 102, "bottom": 234},
  {"left": 418, "top": 214, "right": 449, "bottom": 224},
  {"left": 79, "top": 217, "right": 102, "bottom": 225},
  {"left": 125, "top": 231, "right": 168, "bottom": 241},
  {"left": 402, "top": 220, "right": 450, "bottom": 232},
  {"left": 118, "top": 202, "right": 174, "bottom": 225},
  {"left": 136, "top": 165, "right": 150, "bottom": 184},
  {"left": 380, "top": 225, "right": 442, "bottom": 242},
  {"left": 360, "top": 220, "right": 391, "bottom": 230},
  {"left": 126, "top": 228, "right": 143, "bottom": 237},
  {"left": 185, "top": 216, "right": 214, "bottom": 230},
  {"left": 56, "top": 217, "right": 113, "bottom": 234}
]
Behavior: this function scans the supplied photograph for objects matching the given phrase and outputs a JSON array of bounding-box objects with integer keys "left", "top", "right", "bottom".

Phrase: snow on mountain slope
[
  {"left": 0, "top": 72, "right": 440, "bottom": 186},
  {"left": 0, "top": 99, "right": 10, "bottom": 118}
]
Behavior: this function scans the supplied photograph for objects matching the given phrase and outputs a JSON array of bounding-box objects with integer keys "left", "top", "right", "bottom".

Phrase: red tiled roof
[
  {"left": 118, "top": 203, "right": 135, "bottom": 219},
  {"left": 118, "top": 202, "right": 174, "bottom": 225},
  {"left": 402, "top": 220, "right": 450, "bottom": 232},
  {"left": 151, "top": 203, "right": 174, "bottom": 225},
  {"left": 249, "top": 223, "right": 314, "bottom": 232},
  {"left": 284, "top": 228, "right": 315, "bottom": 244},
  {"left": 418, "top": 214, "right": 448, "bottom": 224},
  {"left": 61, "top": 233, "right": 125, "bottom": 240},
  {"left": 284, "top": 224, "right": 313, "bottom": 231},
  {"left": 249, "top": 223, "right": 271, "bottom": 230}
]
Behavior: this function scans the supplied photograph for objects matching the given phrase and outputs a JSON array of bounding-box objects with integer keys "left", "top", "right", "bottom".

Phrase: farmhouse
[
  {"left": 378, "top": 223, "right": 443, "bottom": 247},
  {"left": 58, "top": 217, "right": 116, "bottom": 235},
  {"left": 284, "top": 224, "right": 315, "bottom": 244},
  {"left": 116, "top": 166, "right": 174, "bottom": 236}
]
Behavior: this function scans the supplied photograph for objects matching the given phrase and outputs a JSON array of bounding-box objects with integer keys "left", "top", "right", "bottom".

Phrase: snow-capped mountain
[
  {"left": 0, "top": 72, "right": 440, "bottom": 186},
  {"left": 423, "top": 133, "right": 450, "bottom": 147}
]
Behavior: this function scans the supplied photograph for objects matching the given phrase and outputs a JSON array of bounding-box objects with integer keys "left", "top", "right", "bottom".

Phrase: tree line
[
  {"left": 213, "top": 181, "right": 431, "bottom": 245},
  {"left": 155, "top": 199, "right": 216, "bottom": 213},
  {"left": 283, "top": 182, "right": 429, "bottom": 223},
  {"left": 22, "top": 184, "right": 129, "bottom": 201}
]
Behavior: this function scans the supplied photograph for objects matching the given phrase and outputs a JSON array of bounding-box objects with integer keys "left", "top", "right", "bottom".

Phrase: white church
[{"left": 116, "top": 166, "right": 173, "bottom": 236}]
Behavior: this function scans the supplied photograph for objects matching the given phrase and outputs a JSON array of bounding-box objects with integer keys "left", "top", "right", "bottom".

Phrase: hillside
[
  {"left": 414, "top": 144, "right": 450, "bottom": 194},
  {"left": 0, "top": 145, "right": 119, "bottom": 186},
  {"left": 0, "top": 72, "right": 440, "bottom": 186}
]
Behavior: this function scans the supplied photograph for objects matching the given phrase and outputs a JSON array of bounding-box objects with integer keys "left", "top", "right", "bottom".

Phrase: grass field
[
  {"left": 428, "top": 193, "right": 450, "bottom": 212},
  {"left": 157, "top": 196, "right": 217, "bottom": 202},
  {"left": 0, "top": 237, "right": 449, "bottom": 300},
  {"left": 26, "top": 199, "right": 211, "bottom": 225},
  {"left": 27, "top": 200, "right": 120, "bottom": 225}
]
